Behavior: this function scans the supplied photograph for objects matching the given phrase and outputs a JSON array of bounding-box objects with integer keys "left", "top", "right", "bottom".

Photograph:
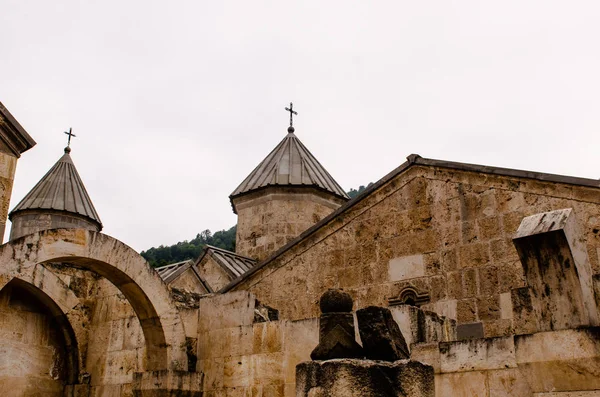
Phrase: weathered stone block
[
  {"left": 440, "top": 336, "right": 516, "bottom": 373},
  {"left": 456, "top": 322, "right": 484, "bottom": 340},
  {"left": 223, "top": 355, "right": 251, "bottom": 388},
  {"left": 198, "top": 291, "right": 256, "bottom": 333},
  {"left": 356, "top": 306, "right": 409, "bottom": 361},
  {"left": 251, "top": 352, "right": 284, "bottom": 386},
  {"left": 410, "top": 342, "right": 441, "bottom": 373},
  {"left": 456, "top": 299, "right": 477, "bottom": 323},
  {"left": 296, "top": 359, "right": 434, "bottom": 397},
  {"left": 253, "top": 321, "right": 283, "bottom": 354},
  {"left": 389, "top": 254, "right": 425, "bottom": 281},
  {"left": 132, "top": 370, "right": 203, "bottom": 396},
  {"left": 434, "top": 371, "right": 487, "bottom": 397},
  {"left": 515, "top": 328, "right": 600, "bottom": 393},
  {"left": 513, "top": 208, "right": 599, "bottom": 331},
  {"left": 487, "top": 368, "right": 533, "bottom": 397}
]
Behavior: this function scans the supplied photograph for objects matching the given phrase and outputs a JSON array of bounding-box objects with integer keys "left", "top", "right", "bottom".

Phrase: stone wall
[
  {"left": 170, "top": 269, "right": 208, "bottom": 294},
  {"left": 40, "top": 264, "right": 148, "bottom": 396},
  {"left": 233, "top": 187, "right": 344, "bottom": 261},
  {"left": 0, "top": 281, "right": 67, "bottom": 396},
  {"left": 197, "top": 291, "right": 318, "bottom": 396},
  {"left": 233, "top": 165, "right": 600, "bottom": 339},
  {"left": 194, "top": 287, "right": 600, "bottom": 396},
  {"left": 10, "top": 210, "right": 100, "bottom": 241},
  {"left": 197, "top": 255, "right": 234, "bottom": 292},
  {"left": 86, "top": 279, "right": 145, "bottom": 396},
  {"left": 0, "top": 152, "right": 17, "bottom": 242},
  {"left": 410, "top": 327, "right": 600, "bottom": 396}
]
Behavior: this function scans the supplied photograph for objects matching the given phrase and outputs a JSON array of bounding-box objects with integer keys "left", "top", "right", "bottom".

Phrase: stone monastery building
[{"left": 1, "top": 101, "right": 600, "bottom": 396}]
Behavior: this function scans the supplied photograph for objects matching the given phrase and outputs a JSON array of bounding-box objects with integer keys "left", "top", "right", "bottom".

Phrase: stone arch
[
  {"left": 0, "top": 229, "right": 188, "bottom": 371},
  {"left": 1, "top": 276, "right": 81, "bottom": 385},
  {"left": 388, "top": 286, "right": 430, "bottom": 307}
]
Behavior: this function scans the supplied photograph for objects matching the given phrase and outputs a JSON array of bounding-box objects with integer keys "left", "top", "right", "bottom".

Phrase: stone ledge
[{"left": 440, "top": 336, "right": 516, "bottom": 373}]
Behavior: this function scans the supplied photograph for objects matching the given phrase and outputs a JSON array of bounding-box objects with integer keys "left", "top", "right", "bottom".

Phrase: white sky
[{"left": 2, "top": 1, "right": 600, "bottom": 252}]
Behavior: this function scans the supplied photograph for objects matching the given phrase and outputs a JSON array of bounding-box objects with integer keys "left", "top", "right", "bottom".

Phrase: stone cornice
[{"left": 0, "top": 102, "right": 36, "bottom": 157}]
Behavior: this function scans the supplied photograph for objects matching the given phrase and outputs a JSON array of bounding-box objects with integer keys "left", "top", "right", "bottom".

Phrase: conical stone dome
[
  {"left": 230, "top": 129, "right": 348, "bottom": 212},
  {"left": 230, "top": 127, "right": 348, "bottom": 261},
  {"left": 8, "top": 147, "right": 102, "bottom": 240}
]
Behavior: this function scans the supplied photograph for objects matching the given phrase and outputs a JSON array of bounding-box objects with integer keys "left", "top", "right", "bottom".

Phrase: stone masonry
[{"left": 233, "top": 186, "right": 345, "bottom": 261}]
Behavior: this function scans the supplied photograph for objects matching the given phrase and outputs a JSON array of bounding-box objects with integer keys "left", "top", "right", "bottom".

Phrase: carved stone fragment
[
  {"left": 311, "top": 289, "right": 364, "bottom": 360},
  {"left": 357, "top": 306, "right": 410, "bottom": 361}
]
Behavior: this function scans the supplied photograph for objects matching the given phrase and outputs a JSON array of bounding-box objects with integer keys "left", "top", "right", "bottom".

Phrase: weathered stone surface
[
  {"left": 487, "top": 368, "right": 533, "bottom": 397},
  {"left": 0, "top": 281, "right": 69, "bottom": 396},
  {"left": 233, "top": 186, "right": 345, "bottom": 261},
  {"left": 440, "top": 336, "right": 516, "bottom": 373},
  {"left": 132, "top": 370, "right": 203, "bottom": 396},
  {"left": 456, "top": 322, "right": 484, "bottom": 340},
  {"left": 311, "top": 313, "right": 363, "bottom": 360},
  {"left": 435, "top": 371, "right": 488, "bottom": 397},
  {"left": 357, "top": 306, "right": 409, "bottom": 361},
  {"left": 389, "top": 254, "right": 425, "bottom": 281},
  {"left": 513, "top": 208, "right": 599, "bottom": 331},
  {"left": 296, "top": 359, "right": 434, "bottom": 397},
  {"left": 319, "top": 289, "right": 353, "bottom": 313}
]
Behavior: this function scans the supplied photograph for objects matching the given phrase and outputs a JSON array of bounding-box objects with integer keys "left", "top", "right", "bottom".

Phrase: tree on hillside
[
  {"left": 347, "top": 183, "right": 373, "bottom": 199},
  {"left": 141, "top": 226, "right": 236, "bottom": 268}
]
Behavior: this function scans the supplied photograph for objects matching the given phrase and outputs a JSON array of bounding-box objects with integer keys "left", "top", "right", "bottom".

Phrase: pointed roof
[
  {"left": 230, "top": 127, "right": 349, "bottom": 209},
  {"left": 9, "top": 147, "right": 102, "bottom": 228},
  {"left": 196, "top": 245, "right": 257, "bottom": 281},
  {"left": 156, "top": 260, "right": 196, "bottom": 283}
]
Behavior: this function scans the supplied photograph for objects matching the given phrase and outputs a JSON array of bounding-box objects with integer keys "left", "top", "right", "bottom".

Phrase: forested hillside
[
  {"left": 347, "top": 183, "right": 373, "bottom": 199},
  {"left": 141, "top": 185, "right": 372, "bottom": 268},
  {"left": 141, "top": 227, "right": 236, "bottom": 268}
]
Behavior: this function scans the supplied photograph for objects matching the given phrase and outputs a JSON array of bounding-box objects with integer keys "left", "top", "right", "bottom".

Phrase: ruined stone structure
[{"left": 2, "top": 102, "right": 600, "bottom": 396}]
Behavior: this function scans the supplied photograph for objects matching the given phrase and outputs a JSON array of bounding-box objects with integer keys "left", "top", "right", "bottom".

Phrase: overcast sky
[{"left": 2, "top": 1, "right": 600, "bottom": 252}]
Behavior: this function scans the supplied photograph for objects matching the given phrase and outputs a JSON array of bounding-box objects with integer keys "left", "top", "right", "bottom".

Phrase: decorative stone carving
[
  {"left": 310, "top": 289, "right": 364, "bottom": 360},
  {"left": 388, "top": 286, "right": 430, "bottom": 307}
]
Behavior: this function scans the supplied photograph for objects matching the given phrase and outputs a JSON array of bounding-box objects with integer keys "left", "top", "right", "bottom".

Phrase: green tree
[
  {"left": 141, "top": 226, "right": 237, "bottom": 268},
  {"left": 347, "top": 183, "right": 373, "bottom": 199}
]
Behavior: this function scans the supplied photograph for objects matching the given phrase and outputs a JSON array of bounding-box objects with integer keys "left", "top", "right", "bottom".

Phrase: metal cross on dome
[
  {"left": 285, "top": 102, "right": 298, "bottom": 127},
  {"left": 64, "top": 128, "right": 76, "bottom": 146}
]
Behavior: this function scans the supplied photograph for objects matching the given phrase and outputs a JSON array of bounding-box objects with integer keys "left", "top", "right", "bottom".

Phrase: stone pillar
[
  {"left": 0, "top": 102, "right": 36, "bottom": 242},
  {"left": 512, "top": 208, "right": 599, "bottom": 333}
]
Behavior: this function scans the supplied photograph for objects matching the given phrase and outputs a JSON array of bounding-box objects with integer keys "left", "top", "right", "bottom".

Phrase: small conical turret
[
  {"left": 230, "top": 103, "right": 348, "bottom": 260},
  {"left": 8, "top": 132, "right": 102, "bottom": 240}
]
